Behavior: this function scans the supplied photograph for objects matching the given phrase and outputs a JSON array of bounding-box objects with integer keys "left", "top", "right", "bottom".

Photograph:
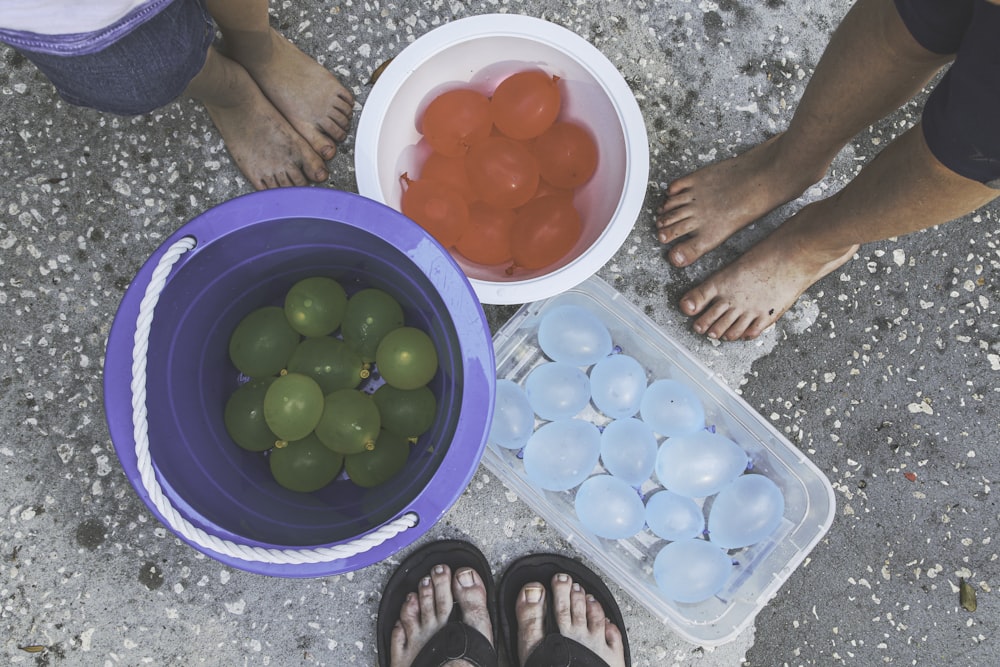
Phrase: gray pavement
[{"left": 2, "top": 1, "right": 998, "bottom": 665}]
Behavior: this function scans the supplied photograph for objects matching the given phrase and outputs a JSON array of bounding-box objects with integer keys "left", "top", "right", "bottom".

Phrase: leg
[
  {"left": 682, "top": 122, "right": 999, "bottom": 340},
  {"left": 516, "top": 573, "right": 627, "bottom": 667},
  {"left": 205, "top": 0, "right": 354, "bottom": 161},
  {"left": 655, "top": 0, "right": 954, "bottom": 267},
  {"left": 389, "top": 564, "right": 494, "bottom": 667},
  {"left": 184, "top": 47, "right": 329, "bottom": 189}
]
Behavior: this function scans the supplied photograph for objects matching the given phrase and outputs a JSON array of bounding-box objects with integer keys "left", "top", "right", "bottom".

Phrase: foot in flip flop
[
  {"left": 517, "top": 574, "right": 627, "bottom": 667},
  {"left": 378, "top": 540, "right": 499, "bottom": 667},
  {"left": 498, "top": 553, "right": 631, "bottom": 667}
]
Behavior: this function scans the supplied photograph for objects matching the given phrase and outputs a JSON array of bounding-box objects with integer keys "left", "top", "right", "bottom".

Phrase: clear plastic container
[{"left": 484, "top": 276, "right": 836, "bottom": 646}]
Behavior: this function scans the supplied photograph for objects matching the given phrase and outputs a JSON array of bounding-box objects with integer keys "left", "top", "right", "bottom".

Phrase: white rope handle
[{"left": 130, "top": 236, "right": 418, "bottom": 565}]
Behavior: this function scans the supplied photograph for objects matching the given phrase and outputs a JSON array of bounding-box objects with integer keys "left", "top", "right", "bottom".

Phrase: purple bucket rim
[{"left": 103, "top": 188, "right": 496, "bottom": 577}]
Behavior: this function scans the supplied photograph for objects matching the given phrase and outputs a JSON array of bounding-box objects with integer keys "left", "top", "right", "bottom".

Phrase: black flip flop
[
  {"left": 376, "top": 539, "right": 499, "bottom": 667},
  {"left": 497, "top": 553, "right": 632, "bottom": 667}
]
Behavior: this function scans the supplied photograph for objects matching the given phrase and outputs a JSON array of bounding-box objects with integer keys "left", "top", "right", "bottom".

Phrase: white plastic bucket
[{"left": 356, "top": 14, "right": 649, "bottom": 305}]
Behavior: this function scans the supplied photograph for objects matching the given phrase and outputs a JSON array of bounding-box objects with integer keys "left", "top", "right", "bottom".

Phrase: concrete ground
[{"left": 2, "top": 0, "right": 998, "bottom": 665}]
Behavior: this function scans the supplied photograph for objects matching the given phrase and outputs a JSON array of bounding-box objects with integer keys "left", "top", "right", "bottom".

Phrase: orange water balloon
[
  {"left": 420, "top": 152, "right": 477, "bottom": 203},
  {"left": 465, "top": 136, "right": 540, "bottom": 209},
  {"left": 400, "top": 175, "right": 469, "bottom": 247},
  {"left": 531, "top": 178, "right": 575, "bottom": 202},
  {"left": 510, "top": 195, "right": 582, "bottom": 270},
  {"left": 491, "top": 70, "right": 561, "bottom": 140},
  {"left": 455, "top": 203, "right": 516, "bottom": 265},
  {"left": 420, "top": 88, "right": 493, "bottom": 157},
  {"left": 534, "top": 121, "right": 599, "bottom": 189}
]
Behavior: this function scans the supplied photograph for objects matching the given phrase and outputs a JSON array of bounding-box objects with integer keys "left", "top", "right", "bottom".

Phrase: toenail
[
  {"left": 572, "top": 583, "right": 582, "bottom": 592},
  {"left": 556, "top": 573, "right": 569, "bottom": 583},
  {"left": 420, "top": 576, "right": 431, "bottom": 588},
  {"left": 315, "top": 169, "right": 329, "bottom": 181},
  {"left": 457, "top": 569, "right": 475, "bottom": 588},
  {"left": 586, "top": 594, "right": 595, "bottom": 602},
  {"left": 671, "top": 250, "right": 685, "bottom": 264},
  {"left": 434, "top": 564, "right": 445, "bottom": 575},
  {"left": 524, "top": 586, "right": 543, "bottom": 603}
]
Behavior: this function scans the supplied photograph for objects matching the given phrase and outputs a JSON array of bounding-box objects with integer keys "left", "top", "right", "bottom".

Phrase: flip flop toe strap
[
  {"left": 523, "top": 633, "right": 610, "bottom": 667},
  {"left": 412, "top": 621, "right": 498, "bottom": 667}
]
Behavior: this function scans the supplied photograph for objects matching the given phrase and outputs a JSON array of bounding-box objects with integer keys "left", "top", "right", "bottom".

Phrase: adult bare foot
[
  {"left": 516, "top": 574, "right": 626, "bottom": 667},
  {"left": 679, "top": 200, "right": 857, "bottom": 341},
  {"left": 655, "top": 135, "right": 828, "bottom": 267},
  {"left": 186, "top": 48, "right": 329, "bottom": 189},
  {"left": 389, "top": 564, "right": 494, "bottom": 667},
  {"left": 225, "top": 28, "right": 354, "bottom": 162}
]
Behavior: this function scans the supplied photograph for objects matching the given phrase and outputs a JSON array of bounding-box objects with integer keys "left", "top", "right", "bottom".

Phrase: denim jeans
[{"left": 0, "top": 0, "right": 215, "bottom": 116}]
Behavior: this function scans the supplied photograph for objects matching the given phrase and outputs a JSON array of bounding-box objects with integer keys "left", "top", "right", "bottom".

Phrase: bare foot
[
  {"left": 225, "top": 28, "right": 354, "bottom": 162},
  {"left": 188, "top": 48, "right": 329, "bottom": 189},
  {"left": 516, "top": 573, "right": 626, "bottom": 667},
  {"left": 655, "top": 135, "right": 828, "bottom": 267},
  {"left": 389, "top": 565, "right": 494, "bottom": 667},
  {"left": 680, "top": 201, "right": 857, "bottom": 341}
]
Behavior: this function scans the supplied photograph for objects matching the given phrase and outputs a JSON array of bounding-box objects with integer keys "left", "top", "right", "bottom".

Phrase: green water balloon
[
  {"left": 345, "top": 429, "right": 410, "bottom": 488},
  {"left": 229, "top": 306, "right": 300, "bottom": 378},
  {"left": 284, "top": 276, "right": 348, "bottom": 337},
  {"left": 341, "top": 288, "right": 405, "bottom": 362},
  {"left": 375, "top": 326, "right": 439, "bottom": 390},
  {"left": 314, "top": 388, "right": 382, "bottom": 455},
  {"left": 286, "top": 336, "right": 368, "bottom": 394},
  {"left": 223, "top": 377, "right": 278, "bottom": 452},
  {"left": 269, "top": 433, "right": 344, "bottom": 493},
  {"left": 372, "top": 384, "right": 437, "bottom": 439},
  {"left": 263, "top": 372, "right": 325, "bottom": 442}
]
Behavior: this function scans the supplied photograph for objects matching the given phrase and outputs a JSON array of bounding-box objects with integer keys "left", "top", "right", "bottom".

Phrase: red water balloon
[
  {"left": 511, "top": 195, "right": 582, "bottom": 270},
  {"left": 455, "top": 203, "right": 516, "bottom": 265},
  {"left": 533, "top": 121, "right": 599, "bottom": 188},
  {"left": 465, "top": 136, "right": 540, "bottom": 209},
  {"left": 419, "top": 152, "right": 477, "bottom": 203},
  {"left": 400, "top": 175, "right": 469, "bottom": 247},
  {"left": 420, "top": 88, "right": 492, "bottom": 157},
  {"left": 491, "top": 70, "right": 561, "bottom": 140}
]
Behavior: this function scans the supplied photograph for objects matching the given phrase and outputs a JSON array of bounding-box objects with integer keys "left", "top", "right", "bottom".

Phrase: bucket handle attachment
[{"left": 129, "top": 236, "right": 418, "bottom": 565}]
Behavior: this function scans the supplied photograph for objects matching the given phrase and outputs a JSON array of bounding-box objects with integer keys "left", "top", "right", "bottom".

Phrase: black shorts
[{"left": 895, "top": 0, "right": 1000, "bottom": 187}]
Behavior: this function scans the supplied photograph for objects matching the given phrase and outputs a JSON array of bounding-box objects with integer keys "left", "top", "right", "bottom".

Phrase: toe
[
  {"left": 516, "top": 583, "right": 546, "bottom": 665},
  {"left": 692, "top": 299, "right": 731, "bottom": 336},
  {"left": 705, "top": 306, "right": 742, "bottom": 340},
  {"left": 569, "top": 581, "right": 588, "bottom": 628},
  {"left": 679, "top": 281, "right": 718, "bottom": 317},
  {"left": 551, "top": 573, "right": 574, "bottom": 631},
  {"left": 428, "top": 564, "right": 454, "bottom": 620},
  {"left": 585, "top": 595, "right": 607, "bottom": 633},
  {"left": 453, "top": 567, "right": 492, "bottom": 642}
]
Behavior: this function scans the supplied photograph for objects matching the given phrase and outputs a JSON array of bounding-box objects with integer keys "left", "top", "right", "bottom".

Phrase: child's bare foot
[
  {"left": 224, "top": 28, "right": 354, "bottom": 162},
  {"left": 656, "top": 135, "right": 828, "bottom": 267},
  {"left": 389, "top": 565, "right": 494, "bottom": 667},
  {"left": 187, "top": 48, "right": 329, "bottom": 189},
  {"left": 516, "top": 574, "right": 627, "bottom": 667},
  {"left": 680, "top": 201, "right": 857, "bottom": 341}
]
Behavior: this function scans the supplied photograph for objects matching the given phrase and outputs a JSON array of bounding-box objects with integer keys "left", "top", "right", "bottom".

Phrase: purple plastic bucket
[{"left": 103, "top": 189, "right": 495, "bottom": 577}]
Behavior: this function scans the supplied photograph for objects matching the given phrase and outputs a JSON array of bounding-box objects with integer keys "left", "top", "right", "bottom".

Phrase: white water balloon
[
  {"left": 639, "top": 379, "right": 705, "bottom": 437},
  {"left": 523, "top": 419, "right": 601, "bottom": 491},
  {"left": 708, "top": 474, "right": 785, "bottom": 549},
  {"left": 653, "top": 538, "right": 732, "bottom": 604},
  {"left": 524, "top": 362, "right": 591, "bottom": 421},
  {"left": 537, "top": 304, "right": 613, "bottom": 366},
  {"left": 575, "top": 475, "right": 646, "bottom": 539},
  {"left": 589, "top": 354, "right": 647, "bottom": 419},
  {"left": 600, "top": 418, "right": 657, "bottom": 486},
  {"left": 489, "top": 379, "right": 535, "bottom": 450},
  {"left": 654, "top": 431, "right": 748, "bottom": 498},
  {"left": 645, "top": 490, "right": 705, "bottom": 541}
]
